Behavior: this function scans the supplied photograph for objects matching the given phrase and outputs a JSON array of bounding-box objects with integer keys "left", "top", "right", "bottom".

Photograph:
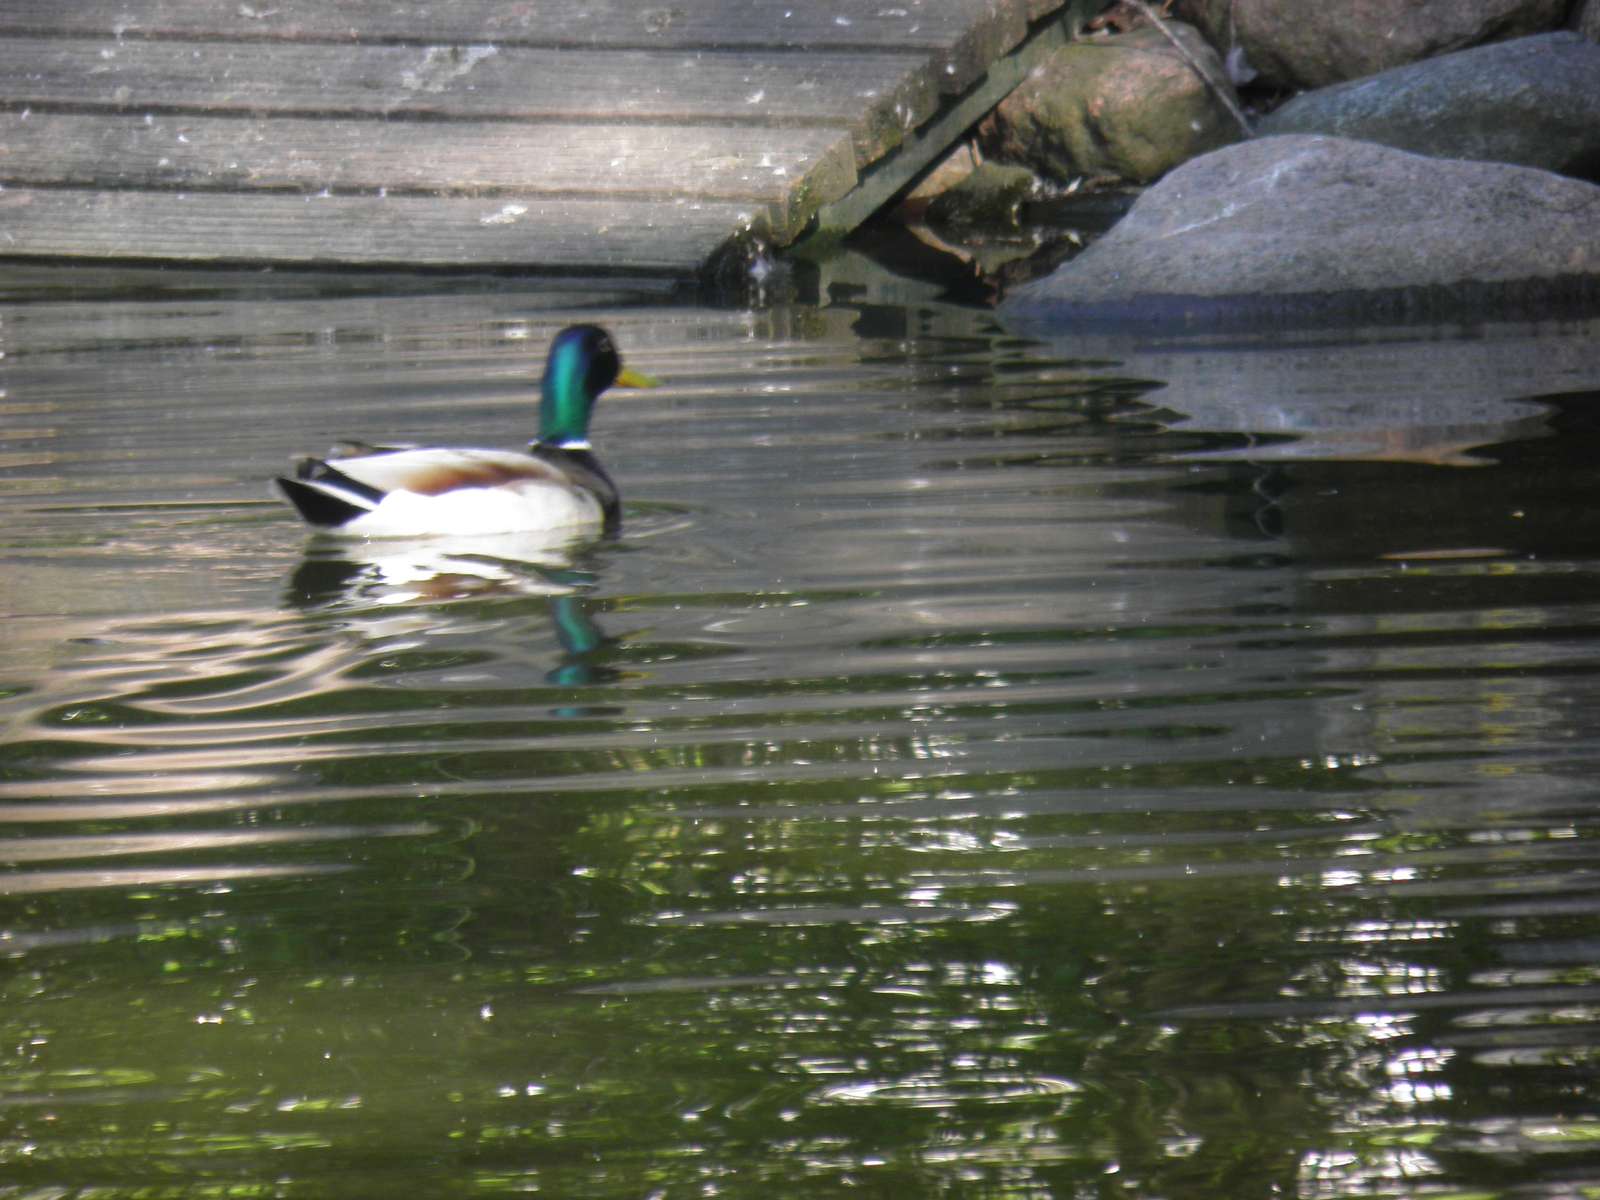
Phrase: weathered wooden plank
[
  {"left": 0, "top": 0, "right": 1094, "bottom": 272},
  {"left": 0, "top": 0, "right": 1046, "bottom": 93},
  {"left": 0, "top": 187, "right": 754, "bottom": 270},
  {"left": 0, "top": 38, "right": 940, "bottom": 168},
  {"left": 0, "top": 112, "right": 858, "bottom": 240}
]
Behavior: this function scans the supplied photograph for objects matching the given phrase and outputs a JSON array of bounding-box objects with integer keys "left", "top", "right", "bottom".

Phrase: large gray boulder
[
  {"left": 1581, "top": 0, "right": 1600, "bottom": 42},
  {"left": 1002, "top": 135, "right": 1600, "bottom": 332},
  {"left": 1258, "top": 33, "right": 1600, "bottom": 182},
  {"left": 980, "top": 22, "right": 1242, "bottom": 185},
  {"left": 1187, "top": 0, "right": 1568, "bottom": 90}
]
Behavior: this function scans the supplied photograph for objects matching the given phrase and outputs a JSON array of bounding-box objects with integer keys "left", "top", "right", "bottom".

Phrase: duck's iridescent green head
[{"left": 537, "top": 325, "right": 657, "bottom": 447}]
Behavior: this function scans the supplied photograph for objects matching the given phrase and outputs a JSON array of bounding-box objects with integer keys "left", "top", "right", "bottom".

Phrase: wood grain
[
  {"left": 0, "top": 187, "right": 756, "bottom": 269},
  {"left": 0, "top": 112, "right": 858, "bottom": 238},
  {"left": 0, "top": 0, "right": 1045, "bottom": 93},
  {"left": 1, "top": 38, "right": 939, "bottom": 166}
]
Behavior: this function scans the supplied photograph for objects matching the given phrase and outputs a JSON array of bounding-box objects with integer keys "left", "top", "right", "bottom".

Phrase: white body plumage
[{"left": 281, "top": 447, "right": 608, "bottom": 539}]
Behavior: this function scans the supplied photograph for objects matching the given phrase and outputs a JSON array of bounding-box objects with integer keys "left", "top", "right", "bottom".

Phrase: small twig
[{"left": 1124, "top": 0, "right": 1253, "bottom": 138}]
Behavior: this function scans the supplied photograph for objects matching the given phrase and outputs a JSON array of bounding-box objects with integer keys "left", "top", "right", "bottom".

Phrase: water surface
[{"left": 4, "top": 271, "right": 1600, "bottom": 1198}]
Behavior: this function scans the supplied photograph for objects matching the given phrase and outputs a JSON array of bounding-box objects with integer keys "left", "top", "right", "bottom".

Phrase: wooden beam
[{"left": 803, "top": 0, "right": 1105, "bottom": 241}]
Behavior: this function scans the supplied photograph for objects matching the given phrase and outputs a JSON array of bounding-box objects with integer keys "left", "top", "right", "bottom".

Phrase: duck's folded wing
[
  {"left": 278, "top": 448, "right": 578, "bottom": 530},
  {"left": 326, "top": 439, "right": 420, "bottom": 459},
  {"left": 307, "top": 448, "right": 574, "bottom": 496}
]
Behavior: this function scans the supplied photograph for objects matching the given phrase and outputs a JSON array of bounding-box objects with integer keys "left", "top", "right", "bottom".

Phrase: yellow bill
[{"left": 615, "top": 367, "right": 662, "bottom": 389}]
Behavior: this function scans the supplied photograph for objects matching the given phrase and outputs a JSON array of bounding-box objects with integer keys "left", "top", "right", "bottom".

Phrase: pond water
[{"left": 4, "top": 267, "right": 1600, "bottom": 1199}]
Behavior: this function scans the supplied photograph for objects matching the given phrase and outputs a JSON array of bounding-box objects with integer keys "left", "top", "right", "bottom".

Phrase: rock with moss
[
  {"left": 981, "top": 21, "right": 1243, "bottom": 185},
  {"left": 924, "top": 162, "right": 1039, "bottom": 233}
]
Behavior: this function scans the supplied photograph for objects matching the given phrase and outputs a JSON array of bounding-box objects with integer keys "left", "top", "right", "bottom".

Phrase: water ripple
[{"left": 5, "top": 285, "right": 1600, "bottom": 1198}]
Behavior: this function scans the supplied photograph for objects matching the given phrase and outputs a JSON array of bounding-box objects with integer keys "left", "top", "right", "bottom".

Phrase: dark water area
[{"left": 3, "top": 265, "right": 1600, "bottom": 1198}]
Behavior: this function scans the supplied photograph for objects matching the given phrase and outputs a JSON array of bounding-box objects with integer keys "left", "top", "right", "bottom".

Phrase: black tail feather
[
  {"left": 275, "top": 476, "right": 369, "bottom": 529},
  {"left": 293, "top": 457, "right": 387, "bottom": 505}
]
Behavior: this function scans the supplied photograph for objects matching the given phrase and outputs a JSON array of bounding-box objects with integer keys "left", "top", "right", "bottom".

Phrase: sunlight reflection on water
[{"left": 3, "top": 275, "right": 1600, "bottom": 1197}]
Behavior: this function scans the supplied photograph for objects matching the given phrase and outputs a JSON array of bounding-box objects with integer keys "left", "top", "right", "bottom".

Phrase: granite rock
[
  {"left": 1185, "top": 0, "right": 1568, "bottom": 89},
  {"left": 1258, "top": 33, "right": 1600, "bottom": 182},
  {"left": 1002, "top": 135, "right": 1600, "bottom": 331}
]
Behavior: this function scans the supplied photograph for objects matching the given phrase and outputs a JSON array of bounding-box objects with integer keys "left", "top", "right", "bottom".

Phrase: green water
[{"left": 4, "top": 272, "right": 1600, "bottom": 1198}]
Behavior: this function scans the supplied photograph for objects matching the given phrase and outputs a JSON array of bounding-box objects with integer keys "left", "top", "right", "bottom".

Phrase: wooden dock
[{"left": 0, "top": 0, "right": 1098, "bottom": 276}]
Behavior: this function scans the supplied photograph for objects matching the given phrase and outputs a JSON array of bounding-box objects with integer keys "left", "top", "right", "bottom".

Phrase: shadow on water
[{"left": 3, "top": 268, "right": 1600, "bottom": 1197}]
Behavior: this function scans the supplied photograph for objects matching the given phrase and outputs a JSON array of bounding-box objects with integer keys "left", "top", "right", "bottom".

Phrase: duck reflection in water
[
  {"left": 285, "top": 529, "right": 594, "bottom": 606},
  {"left": 284, "top": 535, "right": 623, "bottom": 703}
]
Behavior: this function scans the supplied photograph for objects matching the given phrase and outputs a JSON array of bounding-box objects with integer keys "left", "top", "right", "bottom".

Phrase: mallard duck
[{"left": 274, "top": 325, "right": 657, "bottom": 538}]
